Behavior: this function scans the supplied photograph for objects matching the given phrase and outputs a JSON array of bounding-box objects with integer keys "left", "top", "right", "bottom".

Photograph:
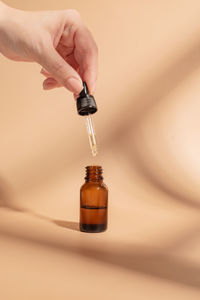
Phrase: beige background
[{"left": 0, "top": 0, "right": 200, "bottom": 299}]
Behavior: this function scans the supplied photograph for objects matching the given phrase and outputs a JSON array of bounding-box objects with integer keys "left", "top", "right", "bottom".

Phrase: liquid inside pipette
[{"left": 85, "top": 115, "right": 98, "bottom": 156}]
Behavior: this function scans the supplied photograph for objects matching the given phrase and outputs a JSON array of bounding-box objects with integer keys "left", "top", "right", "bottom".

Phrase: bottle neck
[{"left": 85, "top": 166, "right": 103, "bottom": 183}]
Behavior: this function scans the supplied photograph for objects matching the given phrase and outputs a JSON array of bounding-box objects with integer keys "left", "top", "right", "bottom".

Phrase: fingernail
[
  {"left": 65, "top": 77, "right": 82, "bottom": 94},
  {"left": 43, "top": 78, "right": 55, "bottom": 89},
  {"left": 43, "top": 83, "right": 54, "bottom": 90}
]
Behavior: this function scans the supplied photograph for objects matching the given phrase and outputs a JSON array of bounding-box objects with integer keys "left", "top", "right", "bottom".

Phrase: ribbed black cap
[{"left": 76, "top": 82, "right": 97, "bottom": 116}]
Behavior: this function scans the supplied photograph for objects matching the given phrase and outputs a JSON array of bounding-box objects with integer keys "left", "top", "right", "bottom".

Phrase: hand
[{"left": 0, "top": 4, "right": 98, "bottom": 95}]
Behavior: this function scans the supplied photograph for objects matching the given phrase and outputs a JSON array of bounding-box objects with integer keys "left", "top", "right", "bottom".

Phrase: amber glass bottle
[{"left": 80, "top": 166, "right": 108, "bottom": 233}]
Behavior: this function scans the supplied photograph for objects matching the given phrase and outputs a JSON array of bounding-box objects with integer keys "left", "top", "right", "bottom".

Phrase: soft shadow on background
[
  {"left": 103, "top": 39, "right": 200, "bottom": 209},
  {"left": 0, "top": 177, "right": 79, "bottom": 231},
  {"left": 0, "top": 38, "right": 200, "bottom": 290},
  {"left": 0, "top": 176, "right": 200, "bottom": 289},
  {"left": 0, "top": 222, "right": 200, "bottom": 289},
  {"left": 1, "top": 1, "right": 200, "bottom": 297}
]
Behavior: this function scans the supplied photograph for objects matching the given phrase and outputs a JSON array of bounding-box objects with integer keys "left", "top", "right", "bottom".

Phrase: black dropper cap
[{"left": 76, "top": 82, "right": 97, "bottom": 116}]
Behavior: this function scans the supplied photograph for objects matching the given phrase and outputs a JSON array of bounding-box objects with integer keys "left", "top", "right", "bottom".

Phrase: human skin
[{"left": 0, "top": 1, "right": 98, "bottom": 96}]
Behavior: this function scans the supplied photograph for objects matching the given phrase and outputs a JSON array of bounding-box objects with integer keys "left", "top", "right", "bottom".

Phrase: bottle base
[{"left": 80, "top": 223, "right": 107, "bottom": 233}]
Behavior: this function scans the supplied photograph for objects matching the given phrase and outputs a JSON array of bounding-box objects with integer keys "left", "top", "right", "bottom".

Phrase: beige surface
[{"left": 0, "top": 0, "right": 200, "bottom": 299}]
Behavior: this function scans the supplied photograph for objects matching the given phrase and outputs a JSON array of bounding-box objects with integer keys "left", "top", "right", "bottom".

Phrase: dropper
[{"left": 76, "top": 82, "right": 98, "bottom": 157}]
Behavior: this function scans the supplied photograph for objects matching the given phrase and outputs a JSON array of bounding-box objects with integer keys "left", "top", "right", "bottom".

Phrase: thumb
[{"left": 38, "top": 45, "right": 82, "bottom": 94}]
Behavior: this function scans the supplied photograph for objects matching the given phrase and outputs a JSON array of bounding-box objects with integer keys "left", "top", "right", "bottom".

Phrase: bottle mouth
[
  {"left": 86, "top": 165, "right": 102, "bottom": 170},
  {"left": 85, "top": 166, "right": 103, "bottom": 181}
]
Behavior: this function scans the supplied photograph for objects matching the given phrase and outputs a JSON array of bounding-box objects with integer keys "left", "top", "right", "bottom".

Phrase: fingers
[
  {"left": 38, "top": 44, "right": 82, "bottom": 94},
  {"left": 40, "top": 51, "right": 80, "bottom": 91},
  {"left": 37, "top": 10, "right": 98, "bottom": 95},
  {"left": 74, "top": 26, "right": 98, "bottom": 94},
  {"left": 40, "top": 68, "right": 60, "bottom": 89},
  {"left": 40, "top": 67, "right": 51, "bottom": 77},
  {"left": 43, "top": 77, "right": 62, "bottom": 90}
]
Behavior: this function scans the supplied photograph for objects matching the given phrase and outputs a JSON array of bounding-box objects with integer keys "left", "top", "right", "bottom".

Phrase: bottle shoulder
[
  {"left": 80, "top": 181, "right": 108, "bottom": 191},
  {"left": 101, "top": 182, "right": 108, "bottom": 191}
]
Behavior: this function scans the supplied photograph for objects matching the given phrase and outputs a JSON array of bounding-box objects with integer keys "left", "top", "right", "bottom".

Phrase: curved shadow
[
  {"left": 103, "top": 39, "right": 200, "bottom": 210},
  {"left": 120, "top": 142, "right": 200, "bottom": 210},
  {"left": 0, "top": 227, "right": 200, "bottom": 289},
  {"left": 107, "top": 40, "right": 200, "bottom": 144},
  {"left": 0, "top": 176, "right": 79, "bottom": 232},
  {"left": 0, "top": 37, "right": 200, "bottom": 290},
  {"left": 0, "top": 176, "right": 199, "bottom": 288}
]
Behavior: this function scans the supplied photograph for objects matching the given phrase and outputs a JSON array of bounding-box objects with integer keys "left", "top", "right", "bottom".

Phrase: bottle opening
[{"left": 85, "top": 166, "right": 103, "bottom": 182}]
